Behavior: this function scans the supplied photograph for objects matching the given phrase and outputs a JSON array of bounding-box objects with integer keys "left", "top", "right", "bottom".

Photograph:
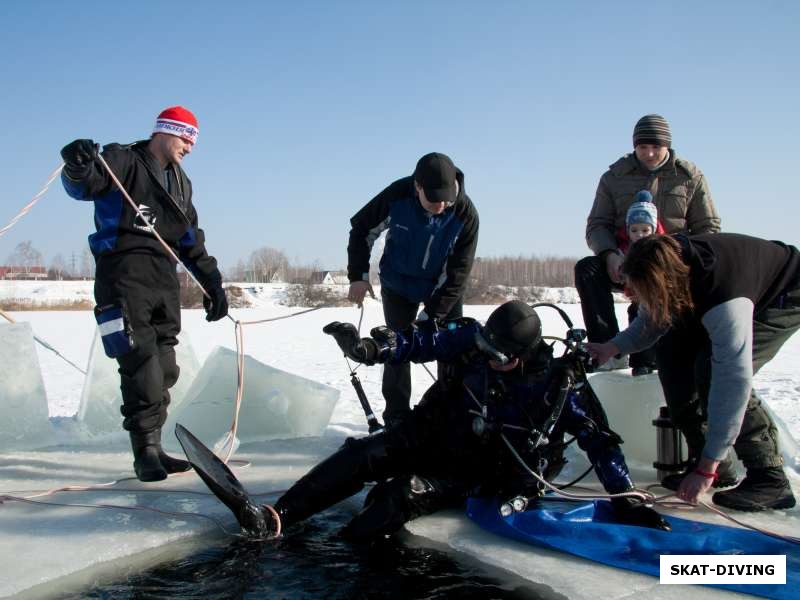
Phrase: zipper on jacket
[
  {"left": 421, "top": 234, "right": 434, "bottom": 269},
  {"left": 137, "top": 149, "right": 192, "bottom": 226}
]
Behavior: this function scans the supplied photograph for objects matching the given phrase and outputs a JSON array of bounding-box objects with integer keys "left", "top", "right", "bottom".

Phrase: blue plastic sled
[{"left": 467, "top": 497, "right": 799, "bottom": 600}]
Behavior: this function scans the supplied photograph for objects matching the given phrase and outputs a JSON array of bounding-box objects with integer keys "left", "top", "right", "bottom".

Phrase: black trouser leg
[
  {"left": 274, "top": 400, "right": 464, "bottom": 539},
  {"left": 574, "top": 255, "right": 621, "bottom": 343},
  {"left": 118, "top": 354, "right": 165, "bottom": 432},
  {"left": 275, "top": 434, "right": 403, "bottom": 527},
  {"left": 627, "top": 303, "right": 657, "bottom": 369},
  {"left": 380, "top": 288, "right": 421, "bottom": 423},
  {"left": 116, "top": 290, "right": 181, "bottom": 433},
  {"left": 654, "top": 324, "right": 707, "bottom": 457},
  {"left": 380, "top": 288, "right": 463, "bottom": 424},
  {"left": 95, "top": 255, "right": 181, "bottom": 435}
]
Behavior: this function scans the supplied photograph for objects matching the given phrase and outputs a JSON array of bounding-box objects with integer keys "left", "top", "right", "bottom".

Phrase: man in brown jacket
[{"left": 575, "top": 114, "right": 720, "bottom": 374}]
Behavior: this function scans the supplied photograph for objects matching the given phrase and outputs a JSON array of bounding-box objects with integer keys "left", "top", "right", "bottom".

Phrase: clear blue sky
[{"left": 1, "top": 1, "right": 798, "bottom": 273}]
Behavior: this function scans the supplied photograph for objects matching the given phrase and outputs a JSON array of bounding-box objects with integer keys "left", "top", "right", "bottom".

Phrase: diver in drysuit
[{"left": 177, "top": 300, "right": 670, "bottom": 540}]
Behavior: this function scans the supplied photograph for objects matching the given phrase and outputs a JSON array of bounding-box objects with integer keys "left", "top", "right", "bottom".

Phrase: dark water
[{"left": 58, "top": 509, "right": 550, "bottom": 600}]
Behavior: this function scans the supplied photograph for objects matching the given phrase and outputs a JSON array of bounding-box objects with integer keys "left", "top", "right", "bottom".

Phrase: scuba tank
[{"left": 652, "top": 405, "right": 686, "bottom": 481}]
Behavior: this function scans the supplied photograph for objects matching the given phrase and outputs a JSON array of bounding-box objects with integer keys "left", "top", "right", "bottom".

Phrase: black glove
[
  {"left": 60, "top": 139, "right": 97, "bottom": 180},
  {"left": 323, "top": 322, "right": 379, "bottom": 365},
  {"left": 203, "top": 285, "right": 228, "bottom": 322},
  {"left": 611, "top": 496, "right": 671, "bottom": 531}
]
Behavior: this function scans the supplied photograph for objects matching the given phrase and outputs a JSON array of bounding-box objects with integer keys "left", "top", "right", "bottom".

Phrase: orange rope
[{"left": 0, "top": 163, "right": 63, "bottom": 238}]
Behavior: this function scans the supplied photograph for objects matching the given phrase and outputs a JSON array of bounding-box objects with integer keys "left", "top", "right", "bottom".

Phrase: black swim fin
[{"left": 175, "top": 423, "right": 276, "bottom": 537}]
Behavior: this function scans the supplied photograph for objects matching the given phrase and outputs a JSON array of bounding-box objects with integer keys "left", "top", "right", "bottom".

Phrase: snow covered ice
[
  {"left": 0, "top": 322, "right": 53, "bottom": 450},
  {"left": 0, "top": 295, "right": 798, "bottom": 599}
]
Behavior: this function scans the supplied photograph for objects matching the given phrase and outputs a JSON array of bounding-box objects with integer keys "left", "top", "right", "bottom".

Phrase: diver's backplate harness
[{"left": 466, "top": 303, "right": 623, "bottom": 516}]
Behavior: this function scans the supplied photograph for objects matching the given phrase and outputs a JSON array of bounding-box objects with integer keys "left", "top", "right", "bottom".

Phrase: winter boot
[
  {"left": 712, "top": 467, "right": 796, "bottom": 512},
  {"left": 660, "top": 456, "right": 739, "bottom": 491},
  {"left": 130, "top": 431, "right": 168, "bottom": 482},
  {"left": 153, "top": 428, "right": 192, "bottom": 474}
]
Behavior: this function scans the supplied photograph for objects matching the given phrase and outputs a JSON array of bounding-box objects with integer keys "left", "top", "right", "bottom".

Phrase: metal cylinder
[{"left": 652, "top": 405, "right": 685, "bottom": 481}]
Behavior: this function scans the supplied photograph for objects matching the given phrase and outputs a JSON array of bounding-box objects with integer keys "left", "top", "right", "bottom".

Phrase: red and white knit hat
[{"left": 153, "top": 106, "right": 199, "bottom": 144}]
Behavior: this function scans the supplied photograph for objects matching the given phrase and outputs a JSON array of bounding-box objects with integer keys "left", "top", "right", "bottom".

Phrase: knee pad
[{"left": 160, "top": 350, "right": 180, "bottom": 390}]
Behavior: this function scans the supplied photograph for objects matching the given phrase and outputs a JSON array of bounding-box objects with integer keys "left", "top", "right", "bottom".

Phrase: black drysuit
[
  {"left": 272, "top": 320, "right": 644, "bottom": 540},
  {"left": 62, "top": 141, "right": 221, "bottom": 433}
]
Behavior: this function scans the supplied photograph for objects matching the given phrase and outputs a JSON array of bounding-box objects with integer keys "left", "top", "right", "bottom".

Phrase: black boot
[
  {"left": 130, "top": 431, "right": 168, "bottom": 482},
  {"left": 661, "top": 456, "right": 739, "bottom": 491},
  {"left": 712, "top": 467, "right": 796, "bottom": 512},
  {"left": 153, "top": 428, "right": 192, "bottom": 474},
  {"left": 159, "top": 449, "right": 192, "bottom": 474}
]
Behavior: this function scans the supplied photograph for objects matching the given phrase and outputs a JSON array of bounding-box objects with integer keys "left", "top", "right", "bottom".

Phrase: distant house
[
  {"left": 311, "top": 270, "right": 349, "bottom": 285},
  {"left": 0, "top": 265, "right": 48, "bottom": 280}
]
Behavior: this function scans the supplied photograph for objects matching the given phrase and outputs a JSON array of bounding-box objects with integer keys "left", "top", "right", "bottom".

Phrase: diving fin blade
[{"left": 175, "top": 423, "right": 272, "bottom": 537}]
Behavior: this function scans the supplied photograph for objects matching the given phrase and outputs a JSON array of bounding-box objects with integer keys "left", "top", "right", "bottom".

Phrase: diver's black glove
[
  {"left": 60, "top": 139, "right": 98, "bottom": 180},
  {"left": 203, "top": 284, "right": 228, "bottom": 322},
  {"left": 611, "top": 496, "right": 671, "bottom": 531},
  {"left": 323, "top": 322, "right": 380, "bottom": 365}
]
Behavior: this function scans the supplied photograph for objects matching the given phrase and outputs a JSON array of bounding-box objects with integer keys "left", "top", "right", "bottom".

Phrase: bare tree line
[
  {"left": 5, "top": 240, "right": 580, "bottom": 289},
  {"left": 469, "top": 255, "right": 578, "bottom": 287},
  {"left": 225, "top": 246, "right": 328, "bottom": 284},
  {"left": 228, "top": 246, "right": 580, "bottom": 288}
]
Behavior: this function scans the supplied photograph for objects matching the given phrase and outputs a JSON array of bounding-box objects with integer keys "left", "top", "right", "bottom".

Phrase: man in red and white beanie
[
  {"left": 59, "top": 106, "right": 228, "bottom": 483},
  {"left": 153, "top": 105, "right": 200, "bottom": 145}
]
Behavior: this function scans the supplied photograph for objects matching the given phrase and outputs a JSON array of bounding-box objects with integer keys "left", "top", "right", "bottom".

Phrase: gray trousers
[{"left": 656, "top": 287, "right": 800, "bottom": 469}]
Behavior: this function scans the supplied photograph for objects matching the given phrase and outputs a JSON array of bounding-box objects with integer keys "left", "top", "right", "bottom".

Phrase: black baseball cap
[{"left": 414, "top": 152, "right": 458, "bottom": 205}]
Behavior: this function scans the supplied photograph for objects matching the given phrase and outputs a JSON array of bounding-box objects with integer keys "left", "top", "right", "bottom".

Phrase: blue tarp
[{"left": 467, "top": 497, "right": 799, "bottom": 599}]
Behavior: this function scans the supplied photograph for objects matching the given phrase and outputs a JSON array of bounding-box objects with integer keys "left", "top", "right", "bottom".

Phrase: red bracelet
[{"left": 694, "top": 469, "right": 719, "bottom": 481}]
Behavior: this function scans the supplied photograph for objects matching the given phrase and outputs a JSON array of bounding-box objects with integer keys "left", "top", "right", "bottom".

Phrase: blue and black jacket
[
  {"left": 383, "top": 320, "right": 634, "bottom": 495},
  {"left": 347, "top": 170, "right": 479, "bottom": 318},
  {"left": 61, "top": 140, "right": 221, "bottom": 287}
]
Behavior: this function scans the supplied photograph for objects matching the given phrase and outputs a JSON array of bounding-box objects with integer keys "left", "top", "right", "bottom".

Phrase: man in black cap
[
  {"left": 347, "top": 152, "right": 479, "bottom": 426},
  {"left": 575, "top": 114, "right": 720, "bottom": 375},
  {"left": 179, "top": 301, "right": 670, "bottom": 540}
]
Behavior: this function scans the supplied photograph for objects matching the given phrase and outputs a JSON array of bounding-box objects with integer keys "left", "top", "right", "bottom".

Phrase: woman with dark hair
[{"left": 586, "top": 233, "right": 800, "bottom": 511}]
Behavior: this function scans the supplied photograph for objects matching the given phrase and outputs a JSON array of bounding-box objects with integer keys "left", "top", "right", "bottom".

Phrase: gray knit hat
[{"left": 633, "top": 114, "right": 672, "bottom": 147}]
